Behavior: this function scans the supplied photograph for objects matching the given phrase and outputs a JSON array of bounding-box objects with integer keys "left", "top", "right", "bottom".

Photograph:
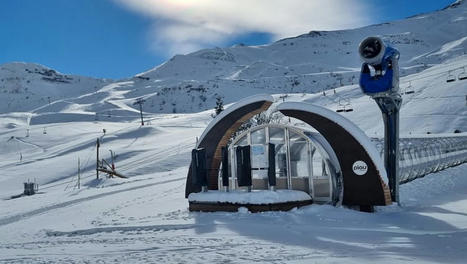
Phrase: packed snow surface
[
  {"left": 188, "top": 190, "right": 312, "bottom": 204},
  {"left": 0, "top": 105, "right": 466, "bottom": 263}
]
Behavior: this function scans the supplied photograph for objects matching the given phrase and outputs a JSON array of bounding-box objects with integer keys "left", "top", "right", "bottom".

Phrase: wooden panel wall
[{"left": 185, "top": 100, "right": 272, "bottom": 197}]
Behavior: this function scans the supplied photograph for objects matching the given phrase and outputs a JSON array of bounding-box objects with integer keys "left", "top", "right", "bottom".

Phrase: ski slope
[
  {"left": 0, "top": 77, "right": 466, "bottom": 263},
  {"left": 0, "top": 111, "right": 466, "bottom": 263}
]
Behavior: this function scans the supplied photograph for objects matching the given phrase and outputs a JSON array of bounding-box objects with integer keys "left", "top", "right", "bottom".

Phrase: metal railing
[{"left": 372, "top": 135, "right": 467, "bottom": 184}]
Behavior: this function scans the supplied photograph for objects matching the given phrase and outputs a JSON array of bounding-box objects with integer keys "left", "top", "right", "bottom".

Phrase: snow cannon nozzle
[
  {"left": 358, "top": 36, "right": 399, "bottom": 66},
  {"left": 358, "top": 36, "right": 400, "bottom": 97}
]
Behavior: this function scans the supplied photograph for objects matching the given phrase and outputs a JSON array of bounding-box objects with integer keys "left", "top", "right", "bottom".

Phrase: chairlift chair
[
  {"left": 336, "top": 98, "right": 353, "bottom": 112},
  {"left": 343, "top": 98, "right": 353, "bottom": 112},
  {"left": 404, "top": 81, "right": 415, "bottom": 94},
  {"left": 458, "top": 67, "right": 467, "bottom": 81},
  {"left": 446, "top": 71, "right": 456, "bottom": 83},
  {"left": 336, "top": 97, "right": 345, "bottom": 112},
  {"left": 345, "top": 106, "right": 354, "bottom": 112}
]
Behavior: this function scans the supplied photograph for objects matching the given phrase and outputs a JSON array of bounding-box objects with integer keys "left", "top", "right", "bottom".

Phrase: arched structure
[
  {"left": 229, "top": 123, "right": 343, "bottom": 205},
  {"left": 186, "top": 96, "right": 392, "bottom": 207},
  {"left": 277, "top": 102, "right": 391, "bottom": 206},
  {"left": 185, "top": 95, "right": 274, "bottom": 197}
]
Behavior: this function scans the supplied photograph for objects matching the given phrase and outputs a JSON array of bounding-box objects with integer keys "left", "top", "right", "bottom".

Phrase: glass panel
[
  {"left": 251, "top": 144, "right": 268, "bottom": 169},
  {"left": 312, "top": 151, "right": 327, "bottom": 178},
  {"left": 276, "top": 147, "right": 287, "bottom": 178},
  {"left": 289, "top": 131, "right": 309, "bottom": 177},
  {"left": 252, "top": 170, "right": 268, "bottom": 179},
  {"left": 236, "top": 135, "right": 248, "bottom": 146},
  {"left": 289, "top": 130, "right": 307, "bottom": 143},
  {"left": 268, "top": 127, "right": 286, "bottom": 178},
  {"left": 251, "top": 128, "right": 266, "bottom": 144},
  {"left": 313, "top": 178, "right": 330, "bottom": 199},
  {"left": 269, "top": 127, "right": 285, "bottom": 144}
]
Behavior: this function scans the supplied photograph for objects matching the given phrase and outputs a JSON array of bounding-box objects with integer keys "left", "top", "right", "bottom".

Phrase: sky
[{"left": 0, "top": 0, "right": 457, "bottom": 79}]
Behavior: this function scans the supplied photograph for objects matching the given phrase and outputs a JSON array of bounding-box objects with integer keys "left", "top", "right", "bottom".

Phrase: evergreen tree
[{"left": 214, "top": 96, "right": 224, "bottom": 116}]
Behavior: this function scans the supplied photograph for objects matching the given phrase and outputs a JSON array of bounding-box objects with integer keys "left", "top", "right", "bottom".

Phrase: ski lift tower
[
  {"left": 133, "top": 98, "right": 146, "bottom": 126},
  {"left": 358, "top": 36, "right": 402, "bottom": 204}
]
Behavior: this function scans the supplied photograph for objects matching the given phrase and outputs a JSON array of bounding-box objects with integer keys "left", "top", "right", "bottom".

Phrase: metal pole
[
  {"left": 134, "top": 98, "right": 145, "bottom": 126},
  {"left": 375, "top": 96, "right": 402, "bottom": 204},
  {"left": 96, "top": 138, "right": 100, "bottom": 179},
  {"left": 109, "top": 150, "right": 115, "bottom": 172},
  {"left": 78, "top": 158, "right": 81, "bottom": 189},
  {"left": 139, "top": 103, "right": 144, "bottom": 126}
]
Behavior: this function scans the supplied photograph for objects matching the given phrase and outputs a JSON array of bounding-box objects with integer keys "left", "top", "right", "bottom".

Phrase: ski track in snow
[
  {"left": 0, "top": 176, "right": 186, "bottom": 227},
  {"left": 0, "top": 163, "right": 466, "bottom": 263}
]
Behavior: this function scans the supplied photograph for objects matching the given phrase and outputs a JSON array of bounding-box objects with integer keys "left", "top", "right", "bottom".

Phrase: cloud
[{"left": 114, "top": 0, "right": 372, "bottom": 56}]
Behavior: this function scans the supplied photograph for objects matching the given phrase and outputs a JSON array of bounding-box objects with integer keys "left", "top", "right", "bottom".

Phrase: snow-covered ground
[
  {"left": 0, "top": 106, "right": 466, "bottom": 263},
  {"left": 0, "top": 159, "right": 466, "bottom": 263}
]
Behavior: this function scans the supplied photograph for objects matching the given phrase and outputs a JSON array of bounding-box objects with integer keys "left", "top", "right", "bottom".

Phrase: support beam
[
  {"left": 133, "top": 98, "right": 146, "bottom": 126},
  {"left": 375, "top": 96, "right": 402, "bottom": 204}
]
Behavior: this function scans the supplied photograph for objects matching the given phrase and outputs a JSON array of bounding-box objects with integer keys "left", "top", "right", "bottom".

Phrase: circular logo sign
[{"left": 352, "top": 160, "right": 368, "bottom": 175}]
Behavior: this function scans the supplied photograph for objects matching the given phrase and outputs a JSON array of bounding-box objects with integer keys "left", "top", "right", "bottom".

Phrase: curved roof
[
  {"left": 197, "top": 94, "right": 274, "bottom": 148},
  {"left": 277, "top": 102, "right": 388, "bottom": 184},
  {"left": 186, "top": 94, "right": 274, "bottom": 197}
]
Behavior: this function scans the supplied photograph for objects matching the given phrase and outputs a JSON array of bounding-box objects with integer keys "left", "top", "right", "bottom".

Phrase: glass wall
[
  {"left": 289, "top": 130, "right": 308, "bottom": 177},
  {"left": 229, "top": 124, "right": 335, "bottom": 203},
  {"left": 269, "top": 127, "right": 287, "bottom": 179}
]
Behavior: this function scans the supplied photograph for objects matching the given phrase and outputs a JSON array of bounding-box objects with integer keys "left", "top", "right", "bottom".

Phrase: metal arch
[
  {"left": 231, "top": 123, "right": 313, "bottom": 146},
  {"left": 230, "top": 123, "right": 344, "bottom": 206},
  {"left": 304, "top": 132, "right": 344, "bottom": 206}
]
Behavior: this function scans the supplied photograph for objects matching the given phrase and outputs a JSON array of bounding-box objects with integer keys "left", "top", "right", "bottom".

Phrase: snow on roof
[
  {"left": 277, "top": 102, "right": 388, "bottom": 184},
  {"left": 188, "top": 189, "right": 312, "bottom": 204}
]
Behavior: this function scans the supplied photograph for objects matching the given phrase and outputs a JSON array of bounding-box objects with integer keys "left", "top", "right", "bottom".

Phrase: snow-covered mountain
[
  {"left": 0, "top": 62, "right": 110, "bottom": 113},
  {"left": 0, "top": 0, "right": 466, "bottom": 133},
  {"left": 129, "top": 0, "right": 467, "bottom": 113}
]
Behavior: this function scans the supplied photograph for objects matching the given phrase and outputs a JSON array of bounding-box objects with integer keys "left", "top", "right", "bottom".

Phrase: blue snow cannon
[{"left": 359, "top": 37, "right": 400, "bottom": 97}]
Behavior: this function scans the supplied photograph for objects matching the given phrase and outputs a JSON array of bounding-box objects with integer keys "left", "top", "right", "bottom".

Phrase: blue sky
[{"left": 0, "top": 0, "right": 456, "bottom": 79}]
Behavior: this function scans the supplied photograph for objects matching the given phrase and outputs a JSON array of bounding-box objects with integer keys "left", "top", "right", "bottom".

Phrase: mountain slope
[
  {"left": 0, "top": 0, "right": 465, "bottom": 134},
  {"left": 0, "top": 62, "right": 110, "bottom": 113}
]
